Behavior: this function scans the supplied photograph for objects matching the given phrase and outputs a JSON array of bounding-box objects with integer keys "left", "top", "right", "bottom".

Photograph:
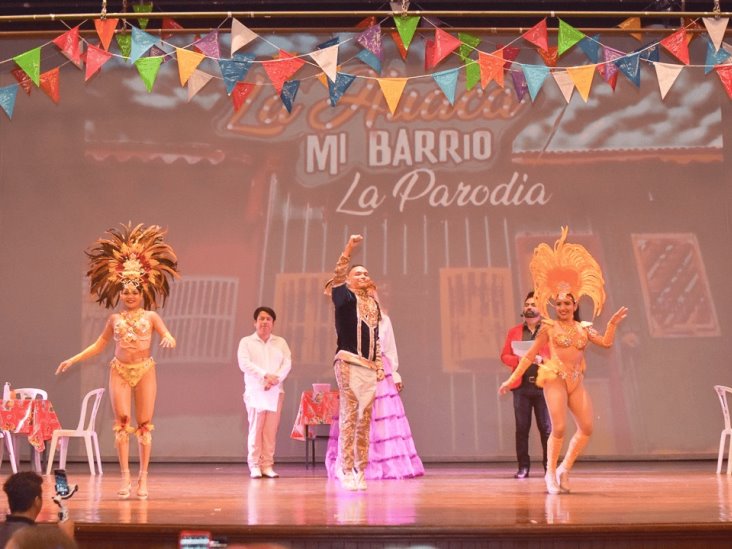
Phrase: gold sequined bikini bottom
[{"left": 110, "top": 357, "right": 155, "bottom": 388}]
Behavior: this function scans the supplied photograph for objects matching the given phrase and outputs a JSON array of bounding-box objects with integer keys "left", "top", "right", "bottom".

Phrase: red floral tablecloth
[
  {"left": 290, "top": 390, "right": 339, "bottom": 441},
  {"left": 0, "top": 399, "right": 61, "bottom": 452}
]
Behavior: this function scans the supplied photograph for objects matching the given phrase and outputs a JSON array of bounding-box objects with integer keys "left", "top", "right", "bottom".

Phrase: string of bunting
[{"left": 1, "top": 8, "right": 732, "bottom": 121}]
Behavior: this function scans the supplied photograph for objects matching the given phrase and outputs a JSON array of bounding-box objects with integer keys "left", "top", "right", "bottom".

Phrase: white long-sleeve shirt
[
  {"left": 237, "top": 332, "right": 292, "bottom": 412},
  {"left": 379, "top": 315, "right": 401, "bottom": 385}
]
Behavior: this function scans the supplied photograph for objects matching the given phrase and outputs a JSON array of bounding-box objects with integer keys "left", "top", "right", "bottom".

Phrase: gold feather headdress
[
  {"left": 86, "top": 222, "right": 180, "bottom": 310},
  {"left": 530, "top": 226, "right": 606, "bottom": 319}
]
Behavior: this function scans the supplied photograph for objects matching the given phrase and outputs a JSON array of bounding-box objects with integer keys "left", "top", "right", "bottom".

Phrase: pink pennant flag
[
  {"left": 653, "top": 62, "right": 683, "bottom": 99},
  {"left": 552, "top": 70, "right": 575, "bottom": 103},
  {"left": 53, "top": 26, "right": 83, "bottom": 68},
  {"left": 523, "top": 18, "right": 549, "bottom": 52},
  {"left": 430, "top": 28, "right": 461, "bottom": 67},
  {"left": 187, "top": 69, "right": 214, "bottom": 102},
  {"left": 193, "top": 31, "right": 220, "bottom": 60},
  {"left": 660, "top": 29, "right": 690, "bottom": 65},
  {"left": 703, "top": 17, "right": 729, "bottom": 52},
  {"left": 310, "top": 44, "right": 339, "bottom": 83},
  {"left": 39, "top": 67, "right": 60, "bottom": 104},
  {"left": 85, "top": 44, "right": 113, "bottom": 81},
  {"left": 231, "top": 19, "right": 259, "bottom": 56},
  {"left": 262, "top": 51, "right": 306, "bottom": 94}
]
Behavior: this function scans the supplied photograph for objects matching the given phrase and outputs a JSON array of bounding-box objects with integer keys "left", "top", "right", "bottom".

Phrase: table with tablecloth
[
  {"left": 1, "top": 399, "right": 61, "bottom": 452},
  {"left": 291, "top": 390, "right": 339, "bottom": 466}
]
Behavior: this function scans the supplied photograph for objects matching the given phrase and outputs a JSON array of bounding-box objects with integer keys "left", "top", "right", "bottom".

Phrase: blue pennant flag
[
  {"left": 129, "top": 26, "right": 160, "bottom": 64},
  {"left": 317, "top": 37, "right": 340, "bottom": 50},
  {"left": 356, "top": 49, "right": 382, "bottom": 74},
  {"left": 639, "top": 43, "right": 660, "bottom": 63},
  {"left": 614, "top": 52, "right": 641, "bottom": 87},
  {"left": 280, "top": 80, "right": 300, "bottom": 113},
  {"left": 521, "top": 64, "right": 550, "bottom": 101},
  {"left": 219, "top": 53, "right": 255, "bottom": 95},
  {"left": 432, "top": 68, "right": 459, "bottom": 105},
  {"left": 705, "top": 38, "right": 731, "bottom": 74},
  {"left": 578, "top": 34, "right": 601, "bottom": 63},
  {"left": 327, "top": 73, "right": 356, "bottom": 106},
  {"left": 0, "top": 84, "right": 19, "bottom": 119}
]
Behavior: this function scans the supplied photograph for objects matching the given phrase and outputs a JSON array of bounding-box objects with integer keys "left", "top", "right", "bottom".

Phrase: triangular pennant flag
[
  {"left": 218, "top": 53, "right": 255, "bottom": 95},
  {"left": 653, "top": 62, "right": 683, "bottom": 99},
  {"left": 557, "top": 19, "right": 586, "bottom": 57},
  {"left": 377, "top": 77, "right": 407, "bottom": 114},
  {"left": 356, "top": 49, "right": 382, "bottom": 74},
  {"left": 149, "top": 45, "right": 174, "bottom": 63},
  {"left": 432, "top": 68, "right": 459, "bottom": 105},
  {"left": 231, "top": 82, "right": 255, "bottom": 111},
  {"left": 116, "top": 33, "right": 132, "bottom": 59},
  {"left": 391, "top": 31, "right": 409, "bottom": 60},
  {"left": 424, "top": 40, "right": 437, "bottom": 71},
  {"left": 566, "top": 64, "right": 596, "bottom": 102},
  {"left": 552, "top": 70, "right": 575, "bottom": 103},
  {"left": 13, "top": 47, "right": 41, "bottom": 86},
  {"left": 53, "top": 26, "right": 83, "bottom": 68},
  {"left": 465, "top": 61, "right": 481, "bottom": 91},
  {"left": 280, "top": 80, "right": 300, "bottom": 113},
  {"left": 356, "top": 17, "right": 377, "bottom": 29},
  {"left": 618, "top": 17, "right": 643, "bottom": 41},
  {"left": 510, "top": 70, "right": 528, "bottom": 101},
  {"left": 579, "top": 34, "right": 601, "bottom": 63},
  {"left": 85, "top": 44, "right": 113, "bottom": 81},
  {"left": 162, "top": 18, "right": 184, "bottom": 40},
  {"left": 328, "top": 73, "right": 357, "bottom": 107},
  {"left": 0, "top": 84, "right": 19, "bottom": 119},
  {"left": 317, "top": 65, "right": 342, "bottom": 89},
  {"left": 357, "top": 24, "right": 383, "bottom": 60},
  {"left": 614, "top": 52, "right": 641, "bottom": 87},
  {"left": 390, "top": 1, "right": 409, "bottom": 13},
  {"left": 129, "top": 26, "right": 159, "bottom": 63},
  {"left": 660, "top": 29, "right": 690, "bottom": 65},
  {"left": 231, "top": 19, "right": 259, "bottom": 56},
  {"left": 176, "top": 48, "right": 206, "bottom": 86},
  {"left": 133, "top": 2, "right": 153, "bottom": 30},
  {"left": 521, "top": 64, "right": 550, "bottom": 101},
  {"left": 600, "top": 47, "right": 622, "bottom": 88},
  {"left": 458, "top": 33, "right": 480, "bottom": 62},
  {"left": 39, "top": 67, "right": 60, "bottom": 104},
  {"left": 94, "top": 18, "right": 119, "bottom": 51},
  {"left": 501, "top": 46, "right": 521, "bottom": 68},
  {"left": 715, "top": 64, "right": 732, "bottom": 99},
  {"left": 134, "top": 56, "right": 163, "bottom": 92},
  {"left": 193, "top": 31, "right": 220, "bottom": 60},
  {"left": 310, "top": 44, "right": 339, "bottom": 83},
  {"left": 703, "top": 17, "right": 729, "bottom": 52},
  {"left": 639, "top": 43, "right": 660, "bottom": 62},
  {"left": 262, "top": 51, "right": 306, "bottom": 94},
  {"left": 393, "top": 15, "right": 420, "bottom": 51},
  {"left": 11, "top": 68, "right": 33, "bottom": 95},
  {"left": 523, "top": 18, "right": 549, "bottom": 52},
  {"left": 431, "top": 29, "right": 462, "bottom": 67},
  {"left": 479, "top": 50, "right": 505, "bottom": 89},
  {"left": 317, "top": 37, "right": 340, "bottom": 50},
  {"left": 187, "top": 69, "right": 214, "bottom": 101},
  {"left": 705, "top": 37, "right": 731, "bottom": 74},
  {"left": 538, "top": 46, "right": 559, "bottom": 67}
]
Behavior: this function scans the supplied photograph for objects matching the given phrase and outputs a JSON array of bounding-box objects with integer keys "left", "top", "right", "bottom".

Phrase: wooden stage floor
[{"left": 7, "top": 461, "right": 732, "bottom": 548}]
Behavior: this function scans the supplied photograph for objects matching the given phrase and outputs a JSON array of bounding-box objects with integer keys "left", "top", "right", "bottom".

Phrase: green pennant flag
[
  {"left": 133, "top": 2, "right": 154, "bottom": 30},
  {"left": 557, "top": 19, "right": 586, "bottom": 56},
  {"left": 393, "top": 15, "right": 420, "bottom": 51},
  {"left": 135, "top": 56, "right": 163, "bottom": 92},
  {"left": 458, "top": 32, "right": 481, "bottom": 62},
  {"left": 116, "top": 33, "right": 132, "bottom": 59},
  {"left": 13, "top": 47, "right": 41, "bottom": 86},
  {"left": 465, "top": 60, "right": 481, "bottom": 91}
]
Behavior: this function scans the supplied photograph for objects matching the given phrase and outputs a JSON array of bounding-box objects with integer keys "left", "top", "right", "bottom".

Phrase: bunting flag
[
  {"left": 13, "top": 48, "right": 41, "bottom": 86},
  {"left": 703, "top": 17, "right": 729, "bottom": 52},
  {"left": 458, "top": 33, "right": 480, "bottom": 62},
  {"left": 39, "top": 67, "right": 60, "bottom": 104},
  {"left": 600, "top": 47, "right": 622, "bottom": 89},
  {"left": 501, "top": 46, "right": 521, "bottom": 68},
  {"left": 94, "top": 18, "right": 118, "bottom": 51},
  {"left": 149, "top": 45, "right": 174, "bottom": 64},
  {"left": 357, "top": 24, "right": 383, "bottom": 60},
  {"left": 393, "top": 15, "right": 420, "bottom": 51},
  {"left": 558, "top": 19, "right": 586, "bottom": 56},
  {"left": 116, "top": 33, "right": 132, "bottom": 59},
  {"left": 391, "top": 31, "right": 409, "bottom": 60},
  {"left": 614, "top": 52, "right": 641, "bottom": 87},
  {"left": 310, "top": 44, "right": 339, "bottom": 83},
  {"left": 129, "top": 26, "right": 159, "bottom": 63},
  {"left": 52, "top": 26, "right": 83, "bottom": 68},
  {"left": 262, "top": 51, "right": 306, "bottom": 94},
  {"left": 85, "top": 44, "right": 113, "bottom": 81},
  {"left": 231, "top": 19, "right": 259, "bottom": 56},
  {"left": 231, "top": 82, "right": 255, "bottom": 111},
  {"left": 133, "top": 2, "right": 153, "bottom": 30},
  {"left": 552, "top": 70, "right": 575, "bottom": 103},
  {"left": 660, "top": 29, "right": 690, "bottom": 65},
  {"left": 523, "top": 18, "right": 549, "bottom": 52},
  {"left": 162, "top": 18, "right": 184, "bottom": 40},
  {"left": 538, "top": 46, "right": 559, "bottom": 67},
  {"left": 424, "top": 40, "right": 437, "bottom": 71},
  {"left": 356, "top": 16, "right": 377, "bottom": 29},
  {"left": 193, "top": 31, "right": 220, "bottom": 60},
  {"left": 479, "top": 50, "right": 505, "bottom": 88},
  {"left": 328, "top": 73, "right": 357, "bottom": 107},
  {"left": 356, "top": 49, "right": 382, "bottom": 74},
  {"left": 618, "top": 17, "right": 643, "bottom": 41},
  {"left": 715, "top": 64, "right": 732, "bottom": 99},
  {"left": 219, "top": 53, "right": 255, "bottom": 95},
  {"left": 579, "top": 34, "right": 602, "bottom": 63},
  {"left": 510, "top": 70, "right": 528, "bottom": 101},
  {"left": 430, "top": 29, "right": 461, "bottom": 68},
  {"left": 567, "top": 64, "right": 596, "bottom": 102},
  {"left": 187, "top": 69, "right": 214, "bottom": 101},
  {"left": 0, "top": 84, "right": 19, "bottom": 119},
  {"left": 639, "top": 43, "right": 660, "bottom": 62},
  {"left": 176, "top": 48, "right": 206, "bottom": 86},
  {"left": 653, "top": 62, "right": 684, "bottom": 99},
  {"left": 522, "top": 64, "right": 550, "bottom": 101},
  {"left": 280, "top": 80, "right": 301, "bottom": 113},
  {"left": 704, "top": 38, "right": 731, "bottom": 74},
  {"left": 11, "top": 68, "right": 33, "bottom": 95},
  {"left": 134, "top": 56, "right": 163, "bottom": 92},
  {"left": 377, "top": 77, "right": 407, "bottom": 114},
  {"left": 465, "top": 61, "right": 481, "bottom": 90},
  {"left": 432, "top": 68, "right": 459, "bottom": 105}
]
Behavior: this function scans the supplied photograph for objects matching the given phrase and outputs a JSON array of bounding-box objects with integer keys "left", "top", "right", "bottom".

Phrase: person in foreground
[
  {"left": 325, "top": 234, "right": 384, "bottom": 491},
  {"left": 56, "top": 223, "right": 180, "bottom": 500},
  {"left": 499, "top": 227, "right": 628, "bottom": 494}
]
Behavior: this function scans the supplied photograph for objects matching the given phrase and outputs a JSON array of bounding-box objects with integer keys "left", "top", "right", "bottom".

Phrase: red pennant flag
[
  {"left": 162, "top": 18, "right": 184, "bottom": 40},
  {"left": 94, "top": 18, "right": 119, "bottom": 51},
  {"left": 11, "top": 68, "right": 33, "bottom": 95},
  {"left": 715, "top": 65, "right": 732, "bottom": 99},
  {"left": 262, "top": 50, "right": 306, "bottom": 94},
  {"left": 538, "top": 46, "right": 558, "bottom": 67},
  {"left": 597, "top": 63, "right": 619, "bottom": 91},
  {"left": 356, "top": 17, "right": 377, "bottom": 29},
  {"left": 53, "top": 26, "right": 83, "bottom": 68},
  {"left": 660, "top": 29, "right": 690, "bottom": 65},
  {"left": 85, "top": 44, "right": 113, "bottom": 81},
  {"left": 430, "top": 28, "right": 461, "bottom": 67},
  {"left": 231, "top": 82, "right": 255, "bottom": 111},
  {"left": 391, "top": 31, "right": 408, "bottom": 60},
  {"left": 424, "top": 40, "right": 436, "bottom": 70},
  {"left": 39, "top": 67, "right": 60, "bottom": 104},
  {"left": 500, "top": 45, "right": 521, "bottom": 68},
  {"left": 523, "top": 18, "right": 549, "bottom": 52}
]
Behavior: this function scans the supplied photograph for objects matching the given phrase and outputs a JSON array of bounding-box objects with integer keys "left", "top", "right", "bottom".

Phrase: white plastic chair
[
  {"left": 11, "top": 387, "right": 48, "bottom": 472},
  {"left": 13, "top": 388, "right": 48, "bottom": 400},
  {"left": 715, "top": 385, "right": 732, "bottom": 475},
  {"left": 0, "top": 430, "right": 18, "bottom": 474},
  {"left": 46, "top": 388, "right": 105, "bottom": 476}
]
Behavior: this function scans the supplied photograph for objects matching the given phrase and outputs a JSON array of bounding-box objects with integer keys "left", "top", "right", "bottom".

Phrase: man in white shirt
[{"left": 237, "top": 306, "right": 292, "bottom": 478}]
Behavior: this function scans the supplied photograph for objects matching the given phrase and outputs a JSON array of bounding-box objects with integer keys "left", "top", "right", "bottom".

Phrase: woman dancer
[
  {"left": 499, "top": 227, "right": 627, "bottom": 494},
  {"left": 57, "top": 223, "right": 179, "bottom": 499}
]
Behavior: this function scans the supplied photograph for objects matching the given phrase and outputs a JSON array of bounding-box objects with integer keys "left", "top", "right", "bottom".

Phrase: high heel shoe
[
  {"left": 137, "top": 471, "right": 149, "bottom": 499},
  {"left": 117, "top": 471, "right": 131, "bottom": 499}
]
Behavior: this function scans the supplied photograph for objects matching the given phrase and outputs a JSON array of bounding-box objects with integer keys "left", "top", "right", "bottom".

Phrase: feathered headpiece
[
  {"left": 86, "top": 222, "right": 180, "bottom": 310},
  {"left": 530, "top": 226, "right": 606, "bottom": 319}
]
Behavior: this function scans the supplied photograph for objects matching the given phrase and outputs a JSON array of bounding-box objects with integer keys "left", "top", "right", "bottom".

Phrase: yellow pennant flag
[
  {"left": 377, "top": 77, "right": 408, "bottom": 115},
  {"left": 176, "top": 48, "right": 206, "bottom": 86},
  {"left": 566, "top": 64, "right": 596, "bottom": 102}
]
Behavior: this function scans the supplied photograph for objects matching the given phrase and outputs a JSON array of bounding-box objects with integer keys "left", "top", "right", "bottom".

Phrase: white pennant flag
[
  {"left": 552, "top": 70, "right": 575, "bottom": 103},
  {"left": 702, "top": 17, "right": 729, "bottom": 52},
  {"left": 231, "top": 18, "right": 259, "bottom": 56},
  {"left": 187, "top": 69, "right": 214, "bottom": 101},
  {"left": 309, "top": 44, "right": 339, "bottom": 83},
  {"left": 653, "top": 62, "right": 684, "bottom": 100}
]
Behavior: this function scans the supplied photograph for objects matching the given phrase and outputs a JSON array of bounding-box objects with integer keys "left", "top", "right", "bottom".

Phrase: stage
[{"left": 11, "top": 461, "right": 732, "bottom": 548}]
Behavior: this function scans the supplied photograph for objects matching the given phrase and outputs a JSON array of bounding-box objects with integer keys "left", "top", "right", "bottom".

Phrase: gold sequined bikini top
[
  {"left": 550, "top": 320, "right": 588, "bottom": 350},
  {"left": 113, "top": 309, "right": 152, "bottom": 349}
]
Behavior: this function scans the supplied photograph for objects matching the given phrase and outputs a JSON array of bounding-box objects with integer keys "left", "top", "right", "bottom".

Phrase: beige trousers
[{"left": 246, "top": 392, "right": 284, "bottom": 470}]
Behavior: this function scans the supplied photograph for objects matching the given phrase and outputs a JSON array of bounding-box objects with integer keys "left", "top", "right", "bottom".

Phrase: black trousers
[{"left": 512, "top": 382, "right": 552, "bottom": 471}]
